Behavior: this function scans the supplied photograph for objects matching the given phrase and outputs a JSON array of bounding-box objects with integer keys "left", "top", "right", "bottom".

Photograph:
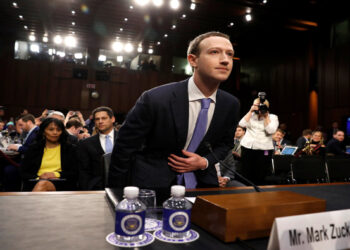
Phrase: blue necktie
[
  {"left": 178, "top": 98, "right": 211, "bottom": 189},
  {"left": 105, "top": 135, "right": 113, "bottom": 153}
]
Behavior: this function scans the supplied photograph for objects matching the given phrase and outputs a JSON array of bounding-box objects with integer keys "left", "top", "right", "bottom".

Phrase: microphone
[{"left": 205, "top": 142, "right": 262, "bottom": 192}]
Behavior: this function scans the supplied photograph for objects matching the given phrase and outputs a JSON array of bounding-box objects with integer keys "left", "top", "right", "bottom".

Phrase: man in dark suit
[
  {"left": 326, "top": 130, "right": 349, "bottom": 156},
  {"left": 78, "top": 107, "right": 117, "bottom": 190},
  {"left": 4, "top": 114, "right": 39, "bottom": 191},
  {"left": 296, "top": 129, "right": 312, "bottom": 150},
  {"left": 109, "top": 31, "right": 240, "bottom": 189}
]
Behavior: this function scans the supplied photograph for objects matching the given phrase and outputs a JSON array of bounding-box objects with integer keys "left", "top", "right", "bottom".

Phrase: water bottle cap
[
  {"left": 124, "top": 186, "right": 139, "bottom": 199},
  {"left": 171, "top": 185, "right": 185, "bottom": 197}
]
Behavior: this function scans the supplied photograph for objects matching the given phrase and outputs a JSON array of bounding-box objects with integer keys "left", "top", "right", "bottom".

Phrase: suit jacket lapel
[
  {"left": 170, "top": 80, "right": 189, "bottom": 149},
  {"left": 93, "top": 134, "right": 105, "bottom": 155}
]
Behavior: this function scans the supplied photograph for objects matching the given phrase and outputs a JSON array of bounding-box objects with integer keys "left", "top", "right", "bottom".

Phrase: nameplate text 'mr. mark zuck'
[{"left": 267, "top": 209, "right": 350, "bottom": 250}]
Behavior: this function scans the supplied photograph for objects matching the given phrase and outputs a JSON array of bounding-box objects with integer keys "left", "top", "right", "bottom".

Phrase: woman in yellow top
[{"left": 21, "top": 118, "right": 78, "bottom": 191}]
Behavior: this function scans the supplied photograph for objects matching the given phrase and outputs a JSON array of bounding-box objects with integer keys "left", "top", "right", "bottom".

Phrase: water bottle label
[
  {"left": 115, "top": 211, "right": 145, "bottom": 236},
  {"left": 163, "top": 209, "right": 191, "bottom": 232}
]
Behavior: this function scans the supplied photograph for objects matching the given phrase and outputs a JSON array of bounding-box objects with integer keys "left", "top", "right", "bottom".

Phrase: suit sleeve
[
  {"left": 77, "top": 141, "right": 92, "bottom": 189},
  {"left": 108, "top": 91, "right": 154, "bottom": 187},
  {"left": 60, "top": 144, "right": 78, "bottom": 182}
]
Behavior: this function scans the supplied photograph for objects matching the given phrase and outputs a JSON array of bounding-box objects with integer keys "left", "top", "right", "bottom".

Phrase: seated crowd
[{"left": 0, "top": 105, "right": 349, "bottom": 192}]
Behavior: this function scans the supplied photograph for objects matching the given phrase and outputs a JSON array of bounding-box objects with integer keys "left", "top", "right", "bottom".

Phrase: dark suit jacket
[
  {"left": 109, "top": 79, "right": 240, "bottom": 189},
  {"left": 326, "top": 138, "right": 347, "bottom": 156},
  {"left": 18, "top": 126, "right": 39, "bottom": 154},
  {"left": 21, "top": 141, "right": 78, "bottom": 183},
  {"left": 78, "top": 130, "right": 117, "bottom": 190},
  {"left": 296, "top": 136, "right": 308, "bottom": 150}
]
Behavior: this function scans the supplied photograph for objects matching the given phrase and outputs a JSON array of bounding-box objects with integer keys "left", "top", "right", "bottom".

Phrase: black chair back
[
  {"left": 291, "top": 155, "right": 328, "bottom": 184},
  {"left": 326, "top": 156, "right": 350, "bottom": 182},
  {"left": 265, "top": 155, "right": 294, "bottom": 184}
]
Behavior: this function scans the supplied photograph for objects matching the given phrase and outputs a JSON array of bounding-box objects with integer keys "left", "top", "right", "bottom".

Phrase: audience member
[
  {"left": 0, "top": 106, "right": 5, "bottom": 121},
  {"left": 296, "top": 130, "right": 326, "bottom": 157},
  {"left": 0, "top": 120, "right": 4, "bottom": 131},
  {"left": 64, "top": 110, "right": 85, "bottom": 127},
  {"left": 296, "top": 129, "right": 312, "bottom": 150},
  {"left": 326, "top": 130, "right": 349, "bottom": 156},
  {"left": 272, "top": 128, "right": 291, "bottom": 154},
  {"left": 21, "top": 118, "right": 78, "bottom": 191},
  {"left": 279, "top": 122, "right": 291, "bottom": 141},
  {"left": 239, "top": 98, "right": 279, "bottom": 185},
  {"left": 217, "top": 126, "right": 246, "bottom": 187},
  {"left": 47, "top": 111, "right": 65, "bottom": 121},
  {"left": 78, "top": 106, "right": 117, "bottom": 190},
  {"left": 326, "top": 121, "right": 339, "bottom": 143}
]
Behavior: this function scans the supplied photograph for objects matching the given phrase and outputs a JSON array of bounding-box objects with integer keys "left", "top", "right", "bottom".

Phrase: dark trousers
[
  {"left": 241, "top": 146, "right": 273, "bottom": 185},
  {"left": 2, "top": 165, "right": 22, "bottom": 191}
]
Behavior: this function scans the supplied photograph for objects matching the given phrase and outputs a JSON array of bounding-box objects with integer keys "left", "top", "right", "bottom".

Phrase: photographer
[{"left": 238, "top": 93, "right": 279, "bottom": 185}]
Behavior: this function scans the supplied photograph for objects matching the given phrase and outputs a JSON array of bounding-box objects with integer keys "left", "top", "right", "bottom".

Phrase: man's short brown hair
[
  {"left": 187, "top": 31, "right": 230, "bottom": 56},
  {"left": 66, "top": 119, "right": 83, "bottom": 129},
  {"left": 92, "top": 106, "right": 114, "bottom": 119},
  {"left": 18, "top": 114, "right": 35, "bottom": 124}
]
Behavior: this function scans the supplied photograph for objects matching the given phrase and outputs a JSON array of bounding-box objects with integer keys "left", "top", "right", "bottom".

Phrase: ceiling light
[
  {"left": 164, "top": 34, "right": 168, "bottom": 37},
  {"left": 137, "top": 47, "right": 143, "bottom": 53},
  {"left": 152, "top": 0, "right": 163, "bottom": 7},
  {"left": 57, "top": 51, "right": 66, "bottom": 58},
  {"left": 64, "top": 35, "right": 77, "bottom": 47},
  {"left": 157, "top": 41, "right": 161, "bottom": 45},
  {"left": 71, "top": 10, "right": 76, "bottom": 15},
  {"left": 135, "top": 0, "right": 150, "bottom": 7},
  {"left": 71, "top": 31, "right": 75, "bottom": 34},
  {"left": 171, "top": 25, "right": 176, "bottom": 29},
  {"left": 12, "top": 2, "right": 18, "bottom": 8},
  {"left": 245, "top": 13, "right": 252, "bottom": 22},
  {"left": 117, "top": 56, "right": 123, "bottom": 62},
  {"left": 54, "top": 35, "right": 62, "bottom": 44},
  {"left": 74, "top": 53, "right": 83, "bottom": 59},
  {"left": 124, "top": 43, "right": 134, "bottom": 53},
  {"left": 42, "top": 36, "right": 49, "bottom": 43},
  {"left": 112, "top": 41, "right": 123, "bottom": 52},
  {"left": 263, "top": 0, "right": 267, "bottom": 3},
  {"left": 18, "top": 15, "right": 23, "bottom": 20},
  {"left": 190, "top": 3, "right": 196, "bottom": 10},
  {"left": 24, "top": 25, "right": 28, "bottom": 30},
  {"left": 30, "top": 44, "right": 40, "bottom": 53},
  {"left": 124, "top": 18, "right": 128, "bottom": 22},
  {"left": 120, "top": 28, "right": 123, "bottom": 31},
  {"left": 72, "top": 22, "right": 76, "bottom": 26},
  {"left": 181, "top": 14, "right": 186, "bottom": 19},
  {"left": 28, "top": 34, "right": 36, "bottom": 41},
  {"left": 98, "top": 55, "right": 106, "bottom": 61},
  {"left": 170, "top": 0, "right": 180, "bottom": 10},
  {"left": 48, "top": 49, "right": 56, "bottom": 55},
  {"left": 148, "top": 48, "right": 153, "bottom": 54},
  {"left": 228, "top": 22, "right": 234, "bottom": 27},
  {"left": 130, "top": 5, "right": 134, "bottom": 9}
]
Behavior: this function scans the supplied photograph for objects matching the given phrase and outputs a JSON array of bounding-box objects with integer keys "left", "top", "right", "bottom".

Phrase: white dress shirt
[
  {"left": 184, "top": 76, "right": 217, "bottom": 150},
  {"left": 99, "top": 129, "right": 115, "bottom": 153},
  {"left": 239, "top": 113, "right": 279, "bottom": 150}
]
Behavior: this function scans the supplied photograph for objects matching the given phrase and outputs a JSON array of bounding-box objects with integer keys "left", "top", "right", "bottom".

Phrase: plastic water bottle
[
  {"left": 162, "top": 185, "right": 192, "bottom": 238},
  {"left": 115, "top": 186, "right": 146, "bottom": 243}
]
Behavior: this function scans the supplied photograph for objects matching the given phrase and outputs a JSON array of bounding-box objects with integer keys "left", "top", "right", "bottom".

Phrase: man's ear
[{"left": 187, "top": 54, "right": 198, "bottom": 69}]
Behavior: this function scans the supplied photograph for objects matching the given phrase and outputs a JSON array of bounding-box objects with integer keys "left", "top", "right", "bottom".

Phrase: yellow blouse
[{"left": 37, "top": 145, "right": 62, "bottom": 178}]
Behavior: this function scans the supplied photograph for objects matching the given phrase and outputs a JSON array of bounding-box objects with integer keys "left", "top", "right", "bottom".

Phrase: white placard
[{"left": 267, "top": 209, "right": 350, "bottom": 250}]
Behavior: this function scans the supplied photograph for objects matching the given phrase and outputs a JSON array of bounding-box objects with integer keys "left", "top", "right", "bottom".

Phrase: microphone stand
[{"left": 205, "top": 142, "right": 263, "bottom": 192}]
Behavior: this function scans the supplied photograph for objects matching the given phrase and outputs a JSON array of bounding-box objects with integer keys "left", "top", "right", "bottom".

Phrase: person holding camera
[{"left": 238, "top": 93, "right": 279, "bottom": 185}]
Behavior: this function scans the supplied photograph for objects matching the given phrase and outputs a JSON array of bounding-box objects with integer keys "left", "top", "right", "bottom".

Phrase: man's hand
[
  {"left": 7, "top": 144, "right": 19, "bottom": 151},
  {"left": 168, "top": 150, "right": 207, "bottom": 173},
  {"left": 39, "top": 172, "right": 58, "bottom": 179},
  {"left": 218, "top": 176, "right": 229, "bottom": 187}
]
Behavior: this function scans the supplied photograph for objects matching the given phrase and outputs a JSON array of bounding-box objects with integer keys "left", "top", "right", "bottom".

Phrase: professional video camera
[{"left": 254, "top": 92, "right": 269, "bottom": 115}]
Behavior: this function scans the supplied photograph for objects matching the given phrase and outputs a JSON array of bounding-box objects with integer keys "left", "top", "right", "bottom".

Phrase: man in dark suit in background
[
  {"left": 78, "top": 107, "right": 117, "bottom": 190},
  {"left": 296, "top": 129, "right": 312, "bottom": 150},
  {"left": 326, "top": 130, "right": 349, "bottom": 156},
  {"left": 4, "top": 114, "right": 39, "bottom": 191},
  {"left": 109, "top": 31, "right": 240, "bottom": 189}
]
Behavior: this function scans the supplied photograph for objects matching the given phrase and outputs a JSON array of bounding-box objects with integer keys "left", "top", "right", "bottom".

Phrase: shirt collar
[
  {"left": 99, "top": 129, "right": 114, "bottom": 139},
  {"left": 188, "top": 76, "right": 217, "bottom": 103}
]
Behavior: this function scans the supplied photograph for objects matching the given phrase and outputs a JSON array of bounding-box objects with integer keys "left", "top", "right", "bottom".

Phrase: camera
[{"left": 254, "top": 92, "right": 269, "bottom": 115}]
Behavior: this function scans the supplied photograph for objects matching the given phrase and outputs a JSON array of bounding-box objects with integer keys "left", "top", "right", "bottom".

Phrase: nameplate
[{"left": 267, "top": 209, "right": 350, "bottom": 250}]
